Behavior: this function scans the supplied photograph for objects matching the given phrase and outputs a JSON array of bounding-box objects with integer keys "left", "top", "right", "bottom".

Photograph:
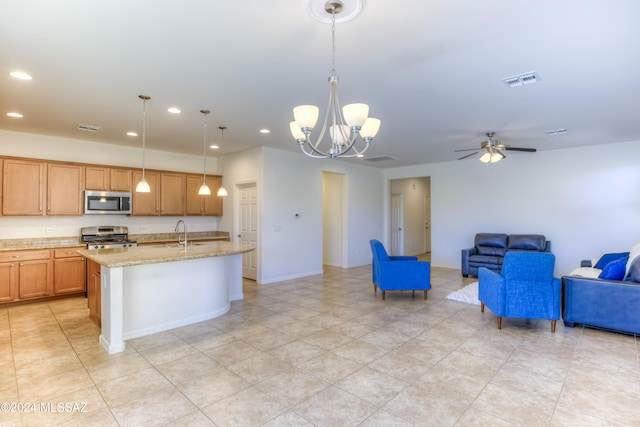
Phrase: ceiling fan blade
[
  {"left": 454, "top": 148, "right": 482, "bottom": 152},
  {"left": 457, "top": 151, "right": 479, "bottom": 160},
  {"left": 504, "top": 147, "right": 536, "bottom": 152}
]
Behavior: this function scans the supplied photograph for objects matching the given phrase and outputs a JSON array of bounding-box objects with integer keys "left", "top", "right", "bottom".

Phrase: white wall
[
  {"left": 0, "top": 129, "right": 222, "bottom": 238},
  {"left": 384, "top": 140, "right": 640, "bottom": 276},
  {"left": 223, "top": 146, "right": 384, "bottom": 284}
]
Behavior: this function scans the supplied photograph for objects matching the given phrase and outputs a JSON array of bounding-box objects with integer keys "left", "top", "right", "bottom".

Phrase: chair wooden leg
[
  {"left": 412, "top": 290, "right": 415, "bottom": 298},
  {"left": 497, "top": 317, "right": 503, "bottom": 329},
  {"left": 480, "top": 302, "right": 485, "bottom": 312},
  {"left": 382, "top": 290, "right": 386, "bottom": 301},
  {"left": 551, "top": 320, "right": 557, "bottom": 333},
  {"left": 373, "top": 284, "right": 377, "bottom": 294},
  {"left": 423, "top": 290, "right": 428, "bottom": 300}
]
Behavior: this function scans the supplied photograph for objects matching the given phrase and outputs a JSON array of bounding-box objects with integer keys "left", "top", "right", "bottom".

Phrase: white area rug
[{"left": 446, "top": 282, "right": 480, "bottom": 305}]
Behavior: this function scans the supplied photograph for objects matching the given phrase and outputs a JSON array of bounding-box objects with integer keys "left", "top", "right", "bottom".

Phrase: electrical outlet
[{"left": 46, "top": 227, "right": 55, "bottom": 233}]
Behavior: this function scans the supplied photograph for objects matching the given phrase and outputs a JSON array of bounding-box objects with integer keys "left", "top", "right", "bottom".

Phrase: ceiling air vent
[
  {"left": 545, "top": 128, "right": 567, "bottom": 135},
  {"left": 78, "top": 123, "right": 102, "bottom": 132},
  {"left": 501, "top": 71, "right": 540, "bottom": 87},
  {"left": 365, "top": 155, "right": 397, "bottom": 162}
]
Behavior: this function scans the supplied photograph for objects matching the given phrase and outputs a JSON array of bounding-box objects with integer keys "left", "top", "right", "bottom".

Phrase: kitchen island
[{"left": 78, "top": 241, "right": 255, "bottom": 354}]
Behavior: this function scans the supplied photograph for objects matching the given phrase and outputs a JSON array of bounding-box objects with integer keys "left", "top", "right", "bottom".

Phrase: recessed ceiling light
[
  {"left": 9, "top": 71, "right": 32, "bottom": 80},
  {"left": 7, "top": 112, "right": 24, "bottom": 118},
  {"left": 127, "top": 131, "right": 138, "bottom": 137},
  {"left": 209, "top": 144, "right": 220, "bottom": 149},
  {"left": 259, "top": 128, "right": 271, "bottom": 134},
  {"left": 167, "top": 107, "right": 181, "bottom": 114}
]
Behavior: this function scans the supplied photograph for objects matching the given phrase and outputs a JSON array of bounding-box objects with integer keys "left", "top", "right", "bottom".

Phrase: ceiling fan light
[
  {"left": 479, "top": 151, "right": 504, "bottom": 164},
  {"left": 342, "top": 103, "right": 369, "bottom": 127},
  {"left": 293, "top": 105, "right": 319, "bottom": 129}
]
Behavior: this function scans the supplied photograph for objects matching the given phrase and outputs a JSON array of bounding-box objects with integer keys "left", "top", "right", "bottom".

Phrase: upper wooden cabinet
[
  {"left": 186, "top": 174, "right": 223, "bottom": 216},
  {"left": 47, "top": 163, "right": 84, "bottom": 215},
  {"left": 160, "top": 172, "right": 186, "bottom": 216},
  {"left": 1, "top": 155, "right": 224, "bottom": 217},
  {"left": 2, "top": 159, "right": 45, "bottom": 216},
  {"left": 132, "top": 170, "right": 160, "bottom": 216},
  {"left": 86, "top": 166, "right": 132, "bottom": 192}
]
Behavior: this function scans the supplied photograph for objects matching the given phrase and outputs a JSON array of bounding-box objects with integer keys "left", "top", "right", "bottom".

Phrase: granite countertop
[
  {"left": 0, "top": 231, "right": 230, "bottom": 252},
  {"left": 78, "top": 240, "right": 254, "bottom": 268}
]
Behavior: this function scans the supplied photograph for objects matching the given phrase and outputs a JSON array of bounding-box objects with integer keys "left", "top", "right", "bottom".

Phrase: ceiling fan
[{"left": 455, "top": 132, "right": 536, "bottom": 163}]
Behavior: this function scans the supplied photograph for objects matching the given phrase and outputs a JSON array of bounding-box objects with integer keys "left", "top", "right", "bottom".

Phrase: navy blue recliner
[{"left": 369, "top": 239, "right": 431, "bottom": 300}]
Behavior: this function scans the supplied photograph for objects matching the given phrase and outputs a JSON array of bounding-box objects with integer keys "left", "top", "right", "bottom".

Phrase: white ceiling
[{"left": 1, "top": 0, "right": 639, "bottom": 168}]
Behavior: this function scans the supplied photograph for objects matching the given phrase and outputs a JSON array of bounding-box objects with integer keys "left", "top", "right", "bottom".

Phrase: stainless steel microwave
[{"left": 84, "top": 191, "right": 132, "bottom": 215}]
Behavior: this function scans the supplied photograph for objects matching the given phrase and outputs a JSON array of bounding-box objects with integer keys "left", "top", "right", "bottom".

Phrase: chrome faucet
[{"left": 175, "top": 219, "right": 187, "bottom": 249}]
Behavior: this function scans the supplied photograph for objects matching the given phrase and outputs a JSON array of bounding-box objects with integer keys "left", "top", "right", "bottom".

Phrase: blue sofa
[
  {"left": 562, "top": 253, "right": 640, "bottom": 334},
  {"left": 461, "top": 233, "right": 551, "bottom": 277}
]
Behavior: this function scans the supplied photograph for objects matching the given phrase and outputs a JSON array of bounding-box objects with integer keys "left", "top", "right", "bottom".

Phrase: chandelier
[{"left": 290, "top": 0, "right": 380, "bottom": 159}]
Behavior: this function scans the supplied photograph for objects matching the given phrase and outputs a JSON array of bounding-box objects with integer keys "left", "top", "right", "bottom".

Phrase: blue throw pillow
[
  {"left": 594, "top": 252, "right": 629, "bottom": 269},
  {"left": 598, "top": 257, "right": 627, "bottom": 280}
]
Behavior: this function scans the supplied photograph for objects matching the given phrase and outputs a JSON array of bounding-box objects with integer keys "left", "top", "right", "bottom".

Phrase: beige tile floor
[{"left": 1, "top": 263, "right": 639, "bottom": 426}]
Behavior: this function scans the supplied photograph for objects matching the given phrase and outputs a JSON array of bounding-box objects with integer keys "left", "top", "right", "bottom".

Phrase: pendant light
[
  {"left": 217, "top": 126, "right": 228, "bottom": 197},
  {"left": 135, "top": 95, "right": 151, "bottom": 193},
  {"left": 198, "top": 109, "right": 211, "bottom": 195}
]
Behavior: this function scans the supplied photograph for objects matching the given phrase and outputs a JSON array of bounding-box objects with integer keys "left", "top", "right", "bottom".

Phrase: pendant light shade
[
  {"left": 198, "top": 109, "right": 211, "bottom": 196},
  {"left": 136, "top": 95, "right": 151, "bottom": 193},
  {"left": 217, "top": 126, "right": 228, "bottom": 197}
]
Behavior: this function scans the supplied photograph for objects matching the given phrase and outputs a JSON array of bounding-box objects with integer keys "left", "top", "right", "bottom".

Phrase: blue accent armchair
[
  {"left": 478, "top": 252, "right": 561, "bottom": 332},
  {"left": 369, "top": 240, "right": 431, "bottom": 300}
]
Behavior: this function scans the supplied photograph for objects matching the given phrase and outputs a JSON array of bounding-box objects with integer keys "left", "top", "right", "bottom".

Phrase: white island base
[{"left": 99, "top": 254, "right": 243, "bottom": 354}]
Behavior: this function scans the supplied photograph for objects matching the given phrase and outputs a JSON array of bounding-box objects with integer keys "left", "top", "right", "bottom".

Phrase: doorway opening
[
  {"left": 237, "top": 181, "right": 258, "bottom": 280},
  {"left": 322, "top": 171, "right": 346, "bottom": 267},
  {"left": 389, "top": 177, "right": 431, "bottom": 260}
]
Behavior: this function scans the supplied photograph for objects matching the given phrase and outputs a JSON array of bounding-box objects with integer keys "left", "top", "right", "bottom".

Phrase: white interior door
[
  {"left": 390, "top": 193, "right": 404, "bottom": 256},
  {"left": 238, "top": 182, "right": 257, "bottom": 280},
  {"left": 424, "top": 194, "right": 431, "bottom": 253}
]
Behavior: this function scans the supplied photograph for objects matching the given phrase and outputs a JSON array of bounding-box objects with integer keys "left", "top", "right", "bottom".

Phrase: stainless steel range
[{"left": 81, "top": 226, "right": 138, "bottom": 249}]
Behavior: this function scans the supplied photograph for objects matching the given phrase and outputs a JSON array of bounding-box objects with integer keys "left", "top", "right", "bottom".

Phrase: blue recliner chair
[
  {"left": 478, "top": 252, "right": 561, "bottom": 332},
  {"left": 369, "top": 240, "right": 431, "bottom": 300}
]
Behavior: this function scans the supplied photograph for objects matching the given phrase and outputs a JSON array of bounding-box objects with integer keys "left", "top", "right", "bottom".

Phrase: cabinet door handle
[{"left": 12, "top": 255, "right": 20, "bottom": 258}]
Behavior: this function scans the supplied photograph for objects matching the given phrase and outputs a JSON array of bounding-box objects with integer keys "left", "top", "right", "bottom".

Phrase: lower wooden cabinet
[
  {"left": 0, "top": 262, "right": 18, "bottom": 302},
  {"left": 0, "top": 247, "right": 87, "bottom": 305},
  {"left": 0, "top": 250, "right": 55, "bottom": 300},
  {"left": 86, "top": 259, "right": 101, "bottom": 326},
  {"left": 53, "top": 248, "right": 86, "bottom": 295}
]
